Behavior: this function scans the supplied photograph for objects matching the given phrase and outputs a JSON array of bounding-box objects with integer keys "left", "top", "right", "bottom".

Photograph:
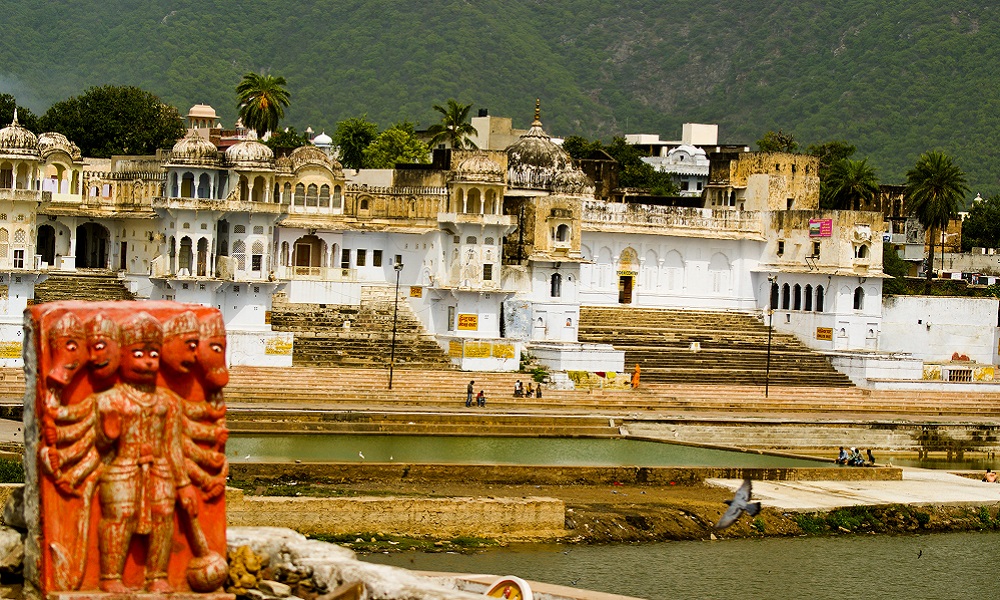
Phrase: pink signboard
[{"left": 809, "top": 218, "right": 832, "bottom": 237}]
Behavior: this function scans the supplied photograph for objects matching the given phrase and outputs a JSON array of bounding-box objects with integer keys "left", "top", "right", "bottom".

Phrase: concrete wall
[
  {"left": 828, "top": 352, "right": 924, "bottom": 385},
  {"left": 880, "top": 295, "right": 999, "bottom": 364}
]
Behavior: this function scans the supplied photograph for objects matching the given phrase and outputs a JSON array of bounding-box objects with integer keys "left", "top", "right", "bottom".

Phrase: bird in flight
[{"left": 714, "top": 478, "right": 762, "bottom": 530}]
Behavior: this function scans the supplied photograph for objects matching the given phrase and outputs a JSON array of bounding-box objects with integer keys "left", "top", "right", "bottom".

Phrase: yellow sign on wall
[
  {"left": 449, "top": 340, "right": 463, "bottom": 358},
  {"left": 409, "top": 286, "right": 423, "bottom": 298},
  {"left": 264, "top": 338, "right": 293, "bottom": 355},
  {"left": 457, "top": 314, "right": 478, "bottom": 331},
  {"left": 0, "top": 342, "right": 21, "bottom": 360},
  {"left": 815, "top": 327, "right": 833, "bottom": 341},
  {"left": 492, "top": 343, "right": 515, "bottom": 359},
  {"left": 464, "top": 342, "right": 491, "bottom": 358}
]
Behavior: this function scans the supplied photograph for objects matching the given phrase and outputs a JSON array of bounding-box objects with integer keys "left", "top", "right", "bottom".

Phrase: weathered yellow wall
[{"left": 225, "top": 488, "right": 566, "bottom": 541}]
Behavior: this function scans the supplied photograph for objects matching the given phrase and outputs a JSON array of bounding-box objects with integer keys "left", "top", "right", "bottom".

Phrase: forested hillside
[{"left": 2, "top": 0, "right": 999, "bottom": 196}]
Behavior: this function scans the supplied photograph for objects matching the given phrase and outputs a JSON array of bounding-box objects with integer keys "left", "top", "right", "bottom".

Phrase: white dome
[
  {"left": 312, "top": 132, "right": 333, "bottom": 147},
  {"left": 0, "top": 111, "right": 39, "bottom": 159},
  {"left": 224, "top": 132, "right": 274, "bottom": 170}
]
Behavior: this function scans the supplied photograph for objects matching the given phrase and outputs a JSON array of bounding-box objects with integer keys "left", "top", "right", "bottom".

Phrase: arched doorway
[
  {"left": 293, "top": 235, "right": 324, "bottom": 275},
  {"left": 36, "top": 225, "right": 55, "bottom": 266},
  {"left": 617, "top": 247, "right": 638, "bottom": 304},
  {"left": 75, "top": 223, "right": 110, "bottom": 269}
]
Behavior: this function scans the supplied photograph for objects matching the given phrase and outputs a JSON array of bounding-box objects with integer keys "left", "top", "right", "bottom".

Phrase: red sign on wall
[{"left": 809, "top": 219, "right": 833, "bottom": 237}]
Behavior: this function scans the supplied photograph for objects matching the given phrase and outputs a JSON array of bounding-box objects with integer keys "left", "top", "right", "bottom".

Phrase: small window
[
  {"left": 395, "top": 254, "right": 402, "bottom": 266},
  {"left": 356, "top": 249, "right": 367, "bottom": 267},
  {"left": 373, "top": 250, "right": 383, "bottom": 267},
  {"left": 201, "top": 223, "right": 208, "bottom": 230},
  {"left": 360, "top": 198, "right": 369, "bottom": 210},
  {"left": 254, "top": 225, "right": 264, "bottom": 235},
  {"left": 341, "top": 249, "right": 351, "bottom": 269},
  {"left": 483, "top": 264, "right": 493, "bottom": 281},
  {"left": 854, "top": 286, "right": 865, "bottom": 310},
  {"left": 816, "top": 286, "right": 825, "bottom": 312},
  {"left": 453, "top": 236, "right": 461, "bottom": 243},
  {"left": 484, "top": 237, "right": 494, "bottom": 245},
  {"left": 12, "top": 249, "right": 23, "bottom": 269},
  {"left": 786, "top": 198, "right": 794, "bottom": 210},
  {"left": 466, "top": 236, "right": 477, "bottom": 244},
  {"left": 856, "top": 244, "right": 869, "bottom": 259},
  {"left": 812, "top": 241, "right": 821, "bottom": 258},
  {"left": 550, "top": 273, "right": 562, "bottom": 297},
  {"left": 777, "top": 241, "right": 785, "bottom": 257},
  {"left": 251, "top": 255, "right": 262, "bottom": 271},
  {"left": 233, "top": 285, "right": 240, "bottom": 293},
  {"left": 234, "top": 225, "right": 246, "bottom": 234},
  {"left": 447, "top": 306, "right": 455, "bottom": 331}
]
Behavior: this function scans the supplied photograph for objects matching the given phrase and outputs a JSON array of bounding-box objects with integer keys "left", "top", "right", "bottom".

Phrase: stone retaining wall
[
  {"left": 229, "top": 463, "right": 899, "bottom": 485},
  {"left": 226, "top": 489, "right": 565, "bottom": 540}
]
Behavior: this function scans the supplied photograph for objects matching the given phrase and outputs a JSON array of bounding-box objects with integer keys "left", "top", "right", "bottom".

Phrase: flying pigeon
[{"left": 714, "top": 478, "right": 761, "bottom": 530}]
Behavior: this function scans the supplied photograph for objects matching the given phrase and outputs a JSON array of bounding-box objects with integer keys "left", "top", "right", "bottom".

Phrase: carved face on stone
[
  {"left": 86, "top": 315, "right": 120, "bottom": 380},
  {"left": 119, "top": 342, "right": 160, "bottom": 385},
  {"left": 46, "top": 313, "right": 87, "bottom": 388},
  {"left": 161, "top": 334, "right": 199, "bottom": 375},
  {"left": 197, "top": 335, "right": 228, "bottom": 391}
]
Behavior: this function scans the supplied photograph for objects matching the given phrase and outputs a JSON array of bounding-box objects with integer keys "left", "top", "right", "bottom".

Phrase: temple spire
[
  {"left": 11, "top": 108, "right": 18, "bottom": 126},
  {"left": 533, "top": 98, "right": 541, "bottom": 126}
]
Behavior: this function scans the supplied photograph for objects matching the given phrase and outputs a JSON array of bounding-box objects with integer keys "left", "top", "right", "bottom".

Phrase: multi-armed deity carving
[{"left": 24, "top": 301, "right": 231, "bottom": 598}]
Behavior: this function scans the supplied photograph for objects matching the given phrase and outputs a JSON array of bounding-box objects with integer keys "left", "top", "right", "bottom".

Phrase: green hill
[{"left": 2, "top": 0, "right": 999, "bottom": 197}]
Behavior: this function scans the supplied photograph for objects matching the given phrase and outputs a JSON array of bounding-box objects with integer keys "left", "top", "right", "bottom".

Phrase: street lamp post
[
  {"left": 388, "top": 261, "right": 404, "bottom": 390},
  {"left": 765, "top": 275, "right": 776, "bottom": 398}
]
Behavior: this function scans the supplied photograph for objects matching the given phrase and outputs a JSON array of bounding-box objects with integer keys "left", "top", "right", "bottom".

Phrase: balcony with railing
[
  {"left": 582, "top": 200, "right": 764, "bottom": 239},
  {"left": 274, "top": 265, "right": 357, "bottom": 281}
]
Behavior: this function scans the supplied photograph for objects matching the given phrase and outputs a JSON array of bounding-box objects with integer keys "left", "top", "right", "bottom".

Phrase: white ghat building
[{"left": 9, "top": 102, "right": 974, "bottom": 380}]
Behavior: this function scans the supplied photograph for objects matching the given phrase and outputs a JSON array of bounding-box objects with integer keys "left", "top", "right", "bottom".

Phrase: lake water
[
  {"left": 227, "top": 434, "right": 828, "bottom": 468},
  {"left": 363, "top": 531, "right": 1000, "bottom": 599}
]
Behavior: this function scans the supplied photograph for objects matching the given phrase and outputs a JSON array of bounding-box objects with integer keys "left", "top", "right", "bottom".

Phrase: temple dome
[
  {"left": 0, "top": 111, "right": 39, "bottom": 159},
  {"left": 224, "top": 132, "right": 274, "bottom": 170},
  {"left": 37, "top": 132, "right": 81, "bottom": 161},
  {"left": 312, "top": 132, "right": 333, "bottom": 148},
  {"left": 289, "top": 144, "right": 341, "bottom": 175},
  {"left": 168, "top": 130, "right": 219, "bottom": 167},
  {"left": 506, "top": 101, "right": 571, "bottom": 189},
  {"left": 454, "top": 153, "right": 504, "bottom": 183},
  {"left": 552, "top": 167, "right": 595, "bottom": 195}
]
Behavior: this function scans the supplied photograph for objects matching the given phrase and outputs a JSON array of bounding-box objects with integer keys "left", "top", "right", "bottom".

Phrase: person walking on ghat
[{"left": 466, "top": 380, "right": 475, "bottom": 407}]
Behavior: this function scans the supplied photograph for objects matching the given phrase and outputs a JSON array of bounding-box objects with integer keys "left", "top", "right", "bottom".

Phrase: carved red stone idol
[{"left": 23, "top": 301, "right": 231, "bottom": 599}]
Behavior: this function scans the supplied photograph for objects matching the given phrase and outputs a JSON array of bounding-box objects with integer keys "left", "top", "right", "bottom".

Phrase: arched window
[
  {"left": 555, "top": 224, "right": 570, "bottom": 242},
  {"left": 769, "top": 281, "right": 779, "bottom": 309},
  {"left": 484, "top": 237, "right": 495, "bottom": 246},
  {"left": 856, "top": 244, "right": 869, "bottom": 259},
  {"left": 551, "top": 273, "right": 562, "bottom": 297},
  {"left": 804, "top": 284, "right": 813, "bottom": 311},
  {"left": 233, "top": 240, "right": 246, "bottom": 271},
  {"left": 319, "top": 185, "right": 330, "bottom": 207},
  {"left": 854, "top": 286, "right": 865, "bottom": 310},
  {"left": 0, "top": 228, "right": 8, "bottom": 260},
  {"left": 360, "top": 197, "right": 369, "bottom": 210},
  {"left": 197, "top": 173, "right": 211, "bottom": 198},
  {"left": 283, "top": 182, "right": 292, "bottom": 204},
  {"left": 816, "top": 285, "right": 825, "bottom": 312},
  {"left": 234, "top": 225, "right": 246, "bottom": 234},
  {"left": 781, "top": 283, "right": 790, "bottom": 310},
  {"left": 252, "top": 176, "right": 266, "bottom": 202},
  {"left": 485, "top": 189, "right": 497, "bottom": 214},
  {"left": 467, "top": 188, "right": 481, "bottom": 214},
  {"left": 294, "top": 183, "right": 305, "bottom": 206},
  {"left": 332, "top": 185, "right": 342, "bottom": 209},
  {"left": 306, "top": 184, "right": 318, "bottom": 207},
  {"left": 179, "top": 237, "right": 193, "bottom": 272},
  {"left": 251, "top": 240, "right": 265, "bottom": 272},
  {"left": 466, "top": 236, "right": 477, "bottom": 245},
  {"left": 181, "top": 173, "right": 194, "bottom": 197},
  {"left": 793, "top": 284, "right": 802, "bottom": 310}
]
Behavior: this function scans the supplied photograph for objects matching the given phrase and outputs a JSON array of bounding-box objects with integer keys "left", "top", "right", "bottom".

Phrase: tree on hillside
[
  {"left": 265, "top": 127, "right": 310, "bottom": 155},
  {"left": 426, "top": 99, "right": 478, "bottom": 149},
  {"left": 363, "top": 122, "right": 430, "bottom": 168},
  {"left": 0, "top": 94, "right": 39, "bottom": 131},
  {"left": 808, "top": 140, "right": 858, "bottom": 209},
  {"left": 882, "top": 242, "right": 910, "bottom": 295},
  {"left": 905, "top": 151, "right": 970, "bottom": 289},
  {"left": 605, "top": 137, "right": 678, "bottom": 196},
  {"left": 334, "top": 116, "right": 379, "bottom": 170},
  {"left": 38, "top": 86, "right": 184, "bottom": 157},
  {"left": 756, "top": 130, "right": 798, "bottom": 153},
  {"left": 959, "top": 194, "right": 1000, "bottom": 251},
  {"left": 821, "top": 158, "right": 879, "bottom": 210},
  {"left": 236, "top": 72, "right": 291, "bottom": 138},
  {"left": 562, "top": 135, "right": 604, "bottom": 160}
]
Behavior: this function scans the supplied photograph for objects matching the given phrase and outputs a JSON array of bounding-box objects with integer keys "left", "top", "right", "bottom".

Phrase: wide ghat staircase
[
  {"left": 269, "top": 287, "right": 453, "bottom": 369},
  {"left": 33, "top": 270, "right": 135, "bottom": 303},
  {"left": 578, "top": 306, "right": 854, "bottom": 387}
]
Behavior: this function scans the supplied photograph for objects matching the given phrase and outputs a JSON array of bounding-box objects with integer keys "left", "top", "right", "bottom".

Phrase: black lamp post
[
  {"left": 388, "top": 261, "right": 404, "bottom": 390},
  {"left": 765, "top": 275, "right": 776, "bottom": 398}
]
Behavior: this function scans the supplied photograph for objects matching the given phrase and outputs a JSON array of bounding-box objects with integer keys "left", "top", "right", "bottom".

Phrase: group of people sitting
[
  {"left": 513, "top": 380, "right": 542, "bottom": 398},
  {"left": 836, "top": 446, "right": 876, "bottom": 467}
]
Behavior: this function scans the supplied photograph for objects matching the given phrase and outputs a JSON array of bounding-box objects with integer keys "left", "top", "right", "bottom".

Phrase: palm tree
[
  {"left": 821, "top": 158, "right": 879, "bottom": 210},
  {"left": 236, "top": 73, "right": 291, "bottom": 138},
  {"left": 426, "top": 99, "right": 478, "bottom": 149},
  {"left": 904, "top": 151, "right": 970, "bottom": 288}
]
